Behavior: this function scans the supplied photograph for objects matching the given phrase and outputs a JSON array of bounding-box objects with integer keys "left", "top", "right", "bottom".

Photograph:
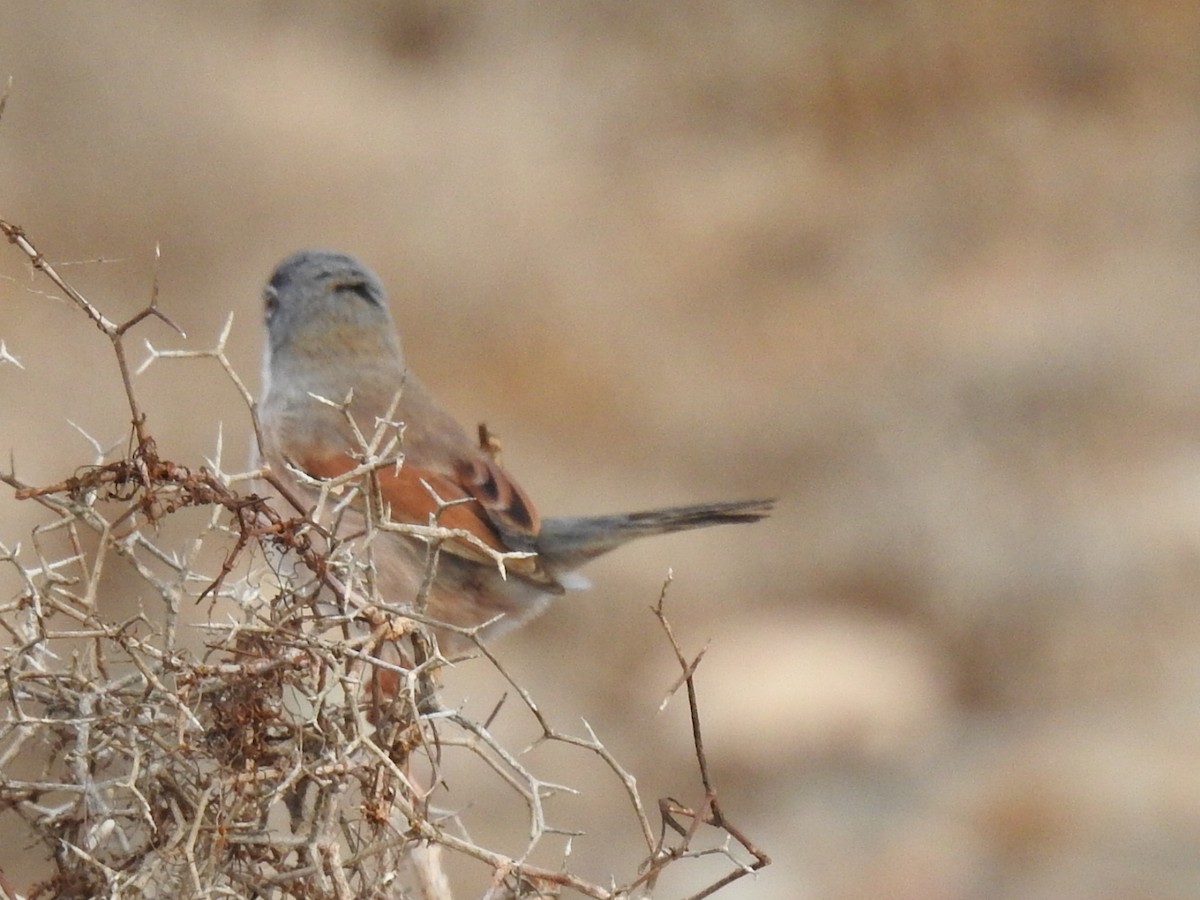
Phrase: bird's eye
[
  {"left": 332, "top": 279, "right": 380, "bottom": 305},
  {"left": 264, "top": 286, "right": 280, "bottom": 323}
]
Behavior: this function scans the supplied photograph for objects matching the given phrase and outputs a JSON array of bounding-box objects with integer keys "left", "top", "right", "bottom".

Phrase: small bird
[{"left": 257, "top": 249, "right": 771, "bottom": 654}]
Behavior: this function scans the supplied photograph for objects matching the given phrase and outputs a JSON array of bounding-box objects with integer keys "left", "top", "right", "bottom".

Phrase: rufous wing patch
[
  {"left": 454, "top": 456, "right": 540, "bottom": 544},
  {"left": 292, "top": 451, "right": 552, "bottom": 584}
]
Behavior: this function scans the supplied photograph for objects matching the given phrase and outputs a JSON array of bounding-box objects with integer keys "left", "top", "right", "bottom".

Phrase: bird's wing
[{"left": 292, "top": 449, "right": 560, "bottom": 590}]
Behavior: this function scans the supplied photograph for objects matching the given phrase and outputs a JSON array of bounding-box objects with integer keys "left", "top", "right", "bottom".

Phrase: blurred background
[{"left": 3, "top": 2, "right": 1200, "bottom": 897}]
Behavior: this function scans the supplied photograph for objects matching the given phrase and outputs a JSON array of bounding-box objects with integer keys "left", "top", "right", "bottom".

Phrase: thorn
[
  {"left": 204, "top": 422, "right": 226, "bottom": 475},
  {"left": 135, "top": 339, "right": 159, "bottom": 375},
  {"left": 0, "top": 340, "right": 24, "bottom": 369},
  {"left": 65, "top": 419, "right": 105, "bottom": 460},
  {"left": 216, "top": 311, "right": 234, "bottom": 348},
  {"left": 150, "top": 305, "right": 186, "bottom": 338},
  {"left": 307, "top": 390, "right": 347, "bottom": 410}
]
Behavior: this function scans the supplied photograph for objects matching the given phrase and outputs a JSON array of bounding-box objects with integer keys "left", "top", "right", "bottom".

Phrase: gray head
[{"left": 262, "top": 249, "right": 402, "bottom": 369}]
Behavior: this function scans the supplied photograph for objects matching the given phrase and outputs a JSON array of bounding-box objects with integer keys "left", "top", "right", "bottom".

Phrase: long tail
[{"left": 536, "top": 498, "right": 774, "bottom": 572}]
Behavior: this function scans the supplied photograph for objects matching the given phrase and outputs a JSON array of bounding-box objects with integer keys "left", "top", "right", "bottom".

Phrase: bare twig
[{"left": 648, "top": 576, "right": 772, "bottom": 899}]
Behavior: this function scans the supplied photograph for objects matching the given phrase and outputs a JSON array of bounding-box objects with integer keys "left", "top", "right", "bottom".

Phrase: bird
[{"left": 256, "top": 249, "right": 771, "bottom": 655}]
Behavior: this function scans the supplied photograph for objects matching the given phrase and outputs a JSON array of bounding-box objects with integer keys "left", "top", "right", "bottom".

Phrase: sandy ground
[{"left": 3, "top": 2, "right": 1200, "bottom": 897}]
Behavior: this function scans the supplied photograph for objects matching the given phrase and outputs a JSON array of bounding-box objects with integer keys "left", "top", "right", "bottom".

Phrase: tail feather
[{"left": 536, "top": 498, "right": 774, "bottom": 573}]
